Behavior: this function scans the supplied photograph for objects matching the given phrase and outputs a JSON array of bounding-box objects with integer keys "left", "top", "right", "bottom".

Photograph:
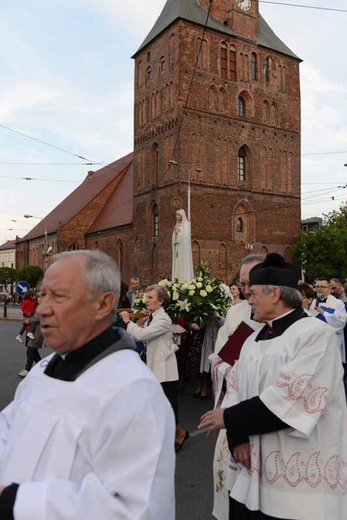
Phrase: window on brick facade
[
  {"left": 147, "top": 51, "right": 151, "bottom": 62},
  {"left": 220, "top": 44, "right": 227, "bottom": 79},
  {"left": 146, "top": 66, "right": 152, "bottom": 84},
  {"left": 238, "top": 147, "right": 247, "bottom": 182},
  {"left": 159, "top": 56, "right": 166, "bottom": 73},
  {"left": 169, "top": 33, "right": 175, "bottom": 66},
  {"left": 238, "top": 96, "right": 246, "bottom": 117},
  {"left": 229, "top": 46, "right": 237, "bottom": 81},
  {"left": 209, "top": 86, "right": 218, "bottom": 111},
  {"left": 197, "top": 37, "right": 208, "bottom": 71},
  {"left": 236, "top": 217, "right": 244, "bottom": 233},
  {"left": 251, "top": 52, "right": 257, "bottom": 80},
  {"left": 263, "top": 57, "right": 270, "bottom": 82}
]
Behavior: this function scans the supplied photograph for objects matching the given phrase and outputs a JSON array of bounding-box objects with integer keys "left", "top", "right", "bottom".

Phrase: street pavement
[{"left": 0, "top": 310, "right": 216, "bottom": 519}]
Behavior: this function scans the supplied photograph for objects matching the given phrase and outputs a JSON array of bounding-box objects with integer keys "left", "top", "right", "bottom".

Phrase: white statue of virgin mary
[{"left": 172, "top": 209, "right": 194, "bottom": 283}]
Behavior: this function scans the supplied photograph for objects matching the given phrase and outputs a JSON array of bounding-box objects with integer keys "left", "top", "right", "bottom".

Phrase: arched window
[
  {"left": 197, "top": 37, "right": 208, "bottom": 70},
  {"left": 218, "top": 88, "right": 227, "bottom": 113},
  {"left": 68, "top": 243, "right": 79, "bottom": 251},
  {"left": 262, "top": 100, "right": 270, "bottom": 123},
  {"left": 236, "top": 217, "right": 244, "bottom": 233},
  {"left": 263, "top": 57, "right": 270, "bottom": 82},
  {"left": 209, "top": 86, "right": 217, "bottom": 111},
  {"left": 238, "top": 96, "right": 246, "bottom": 117},
  {"left": 159, "top": 56, "right": 166, "bottom": 73},
  {"left": 251, "top": 52, "right": 257, "bottom": 81},
  {"left": 146, "top": 66, "right": 152, "bottom": 84},
  {"left": 270, "top": 102, "right": 278, "bottom": 125},
  {"left": 94, "top": 241, "right": 99, "bottom": 249},
  {"left": 232, "top": 201, "right": 255, "bottom": 245},
  {"left": 169, "top": 33, "right": 175, "bottom": 66},
  {"left": 238, "top": 147, "right": 247, "bottom": 182},
  {"left": 220, "top": 43, "right": 227, "bottom": 79},
  {"left": 152, "top": 204, "right": 159, "bottom": 239},
  {"left": 229, "top": 45, "right": 237, "bottom": 81}
]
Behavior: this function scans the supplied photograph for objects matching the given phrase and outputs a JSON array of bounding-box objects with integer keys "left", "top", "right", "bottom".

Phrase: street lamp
[
  {"left": 168, "top": 161, "right": 202, "bottom": 222},
  {"left": 24, "top": 214, "right": 48, "bottom": 270}
]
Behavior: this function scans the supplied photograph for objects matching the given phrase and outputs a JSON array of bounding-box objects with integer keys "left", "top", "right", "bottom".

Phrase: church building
[{"left": 16, "top": 0, "right": 301, "bottom": 283}]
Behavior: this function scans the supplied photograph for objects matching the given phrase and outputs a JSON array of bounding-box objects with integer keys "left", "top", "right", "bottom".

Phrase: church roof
[
  {"left": 86, "top": 160, "right": 133, "bottom": 234},
  {"left": 17, "top": 152, "right": 133, "bottom": 242},
  {"left": 0, "top": 239, "right": 16, "bottom": 251},
  {"left": 134, "top": 0, "right": 300, "bottom": 60}
]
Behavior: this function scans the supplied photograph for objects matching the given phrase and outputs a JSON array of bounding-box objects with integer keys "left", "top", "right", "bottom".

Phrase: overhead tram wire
[
  {"left": 259, "top": 1, "right": 347, "bottom": 13},
  {"left": 0, "top": 122, "right": 136, "bottom": 182}
]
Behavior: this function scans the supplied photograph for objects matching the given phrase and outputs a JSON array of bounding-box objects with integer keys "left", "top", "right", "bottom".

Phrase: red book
[{"left": 219, "top": 321, "right": 255, "bottom": 366}]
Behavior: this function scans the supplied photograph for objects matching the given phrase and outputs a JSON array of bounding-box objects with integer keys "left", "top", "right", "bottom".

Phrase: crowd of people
[{"left": 2, "top": 249, "right": 347, "bottom": 519}]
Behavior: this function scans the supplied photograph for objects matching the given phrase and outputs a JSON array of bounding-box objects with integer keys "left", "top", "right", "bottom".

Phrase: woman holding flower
[{"left": 120, "top": 284, "right": 189, "bottom": 451}]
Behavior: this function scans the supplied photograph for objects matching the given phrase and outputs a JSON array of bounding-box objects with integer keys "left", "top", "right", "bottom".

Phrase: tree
[
  {"left": 0, "top": 267, "right": 18, "bottom": 291},
  {"left": 293, "top": 203, "right": 347, "bottom": 281},
  {"left": 17, "top": 265, "right": 44, "bottom": 289}
]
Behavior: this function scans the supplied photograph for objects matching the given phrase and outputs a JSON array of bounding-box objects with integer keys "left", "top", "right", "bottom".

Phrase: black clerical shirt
[{"left": 44, "top": 325, "right": 119, "bottom": 381}]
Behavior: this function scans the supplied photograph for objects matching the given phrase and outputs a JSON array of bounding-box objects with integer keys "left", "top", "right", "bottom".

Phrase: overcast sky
[{"left": 0, "top": 0, "right": 346, "bottom": 246}]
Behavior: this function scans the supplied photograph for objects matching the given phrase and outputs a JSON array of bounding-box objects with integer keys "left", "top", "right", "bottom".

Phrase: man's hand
[
  {"left": 314, "top": 306, "right": 324, "bottom": 316},
  {"left": 119, "top": 311, "right": 130, "bottom": 324},
  {"left": 233, "top": 443, "right": 251, "bottom": 469},
  {"left": 198, "top": 409, "right": 225, "bottom": 435}
]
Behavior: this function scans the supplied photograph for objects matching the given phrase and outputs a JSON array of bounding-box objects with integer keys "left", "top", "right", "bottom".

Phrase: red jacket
[{"left": 21, "top": 298, "right": 37, "bottom": 317}]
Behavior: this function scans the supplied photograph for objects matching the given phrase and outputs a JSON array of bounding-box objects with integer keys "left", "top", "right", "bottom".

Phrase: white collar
[{"left": 267, "top": 308, "right": 296, "bottom": 327}]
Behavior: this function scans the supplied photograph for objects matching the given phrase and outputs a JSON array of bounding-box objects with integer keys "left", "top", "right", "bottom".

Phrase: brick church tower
[{"left": 131, "top": 0, "right": 301, "bottom": 282}]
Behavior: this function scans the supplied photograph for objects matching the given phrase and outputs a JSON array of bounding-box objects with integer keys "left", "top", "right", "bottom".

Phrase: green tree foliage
[
  {"left": 17, "top": 265, "right": 44, "bottom": 288},
  {"left": 0, "top": 267, "right": 18, "bottom": 288},
  {"left": 293, "top": 202, "right": 347, "bottom": 281}
]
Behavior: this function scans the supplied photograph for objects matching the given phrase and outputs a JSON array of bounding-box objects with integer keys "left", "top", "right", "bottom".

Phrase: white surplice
[
  {"left": 223, "top": 316, "right": 347, "bottom": 520},
  {"left": 0, "top": 349, "right": 175, "bottom": 520}
]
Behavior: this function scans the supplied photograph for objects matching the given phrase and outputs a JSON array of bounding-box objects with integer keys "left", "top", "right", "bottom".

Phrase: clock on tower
[
  {"left": 228, "top": 0, "right": 258, "bottom": 40},
  {"left": 236, "top": 0, "right": 252, "bottom": 11}
]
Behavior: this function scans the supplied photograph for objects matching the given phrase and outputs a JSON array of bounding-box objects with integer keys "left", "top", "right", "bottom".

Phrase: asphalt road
[{"left": 0, "top": 319, "right": 216, "bottom": 520}]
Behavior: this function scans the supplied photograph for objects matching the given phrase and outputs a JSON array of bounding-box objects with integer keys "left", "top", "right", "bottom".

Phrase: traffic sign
[{"left": 16, "top": 281, "right": 31, "bottom": 296}]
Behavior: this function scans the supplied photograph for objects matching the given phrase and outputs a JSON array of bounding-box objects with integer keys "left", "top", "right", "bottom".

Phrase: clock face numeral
[{"left": 237, "top": 0, "right": 252, "bottom": 11}]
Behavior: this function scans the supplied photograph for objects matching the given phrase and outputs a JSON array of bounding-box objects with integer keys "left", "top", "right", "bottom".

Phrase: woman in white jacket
[{"left": 120, "top": 284, "right": 189, "bottom": 451}]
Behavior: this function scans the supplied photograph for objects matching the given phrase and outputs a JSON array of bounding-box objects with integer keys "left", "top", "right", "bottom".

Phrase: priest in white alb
[
  {"left": 0, "top": 250, "right": 175, "bottom": 520},
  {"left": 199, "top": 253, "right": 347, "bottom": 520}
]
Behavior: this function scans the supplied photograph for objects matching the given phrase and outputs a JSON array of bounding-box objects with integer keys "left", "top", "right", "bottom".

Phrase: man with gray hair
[
  {"left": 0, "top": 250, "right": 175, "bottom": 519},
  {"left": 200, "top": 253, "right": 347, "bottom": 519},
  {"left": 210, "top": 254, "right": 264, "bottom": 519},
  {"left": 127, "top": 276, "right": 140, "bottom": 307}
]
